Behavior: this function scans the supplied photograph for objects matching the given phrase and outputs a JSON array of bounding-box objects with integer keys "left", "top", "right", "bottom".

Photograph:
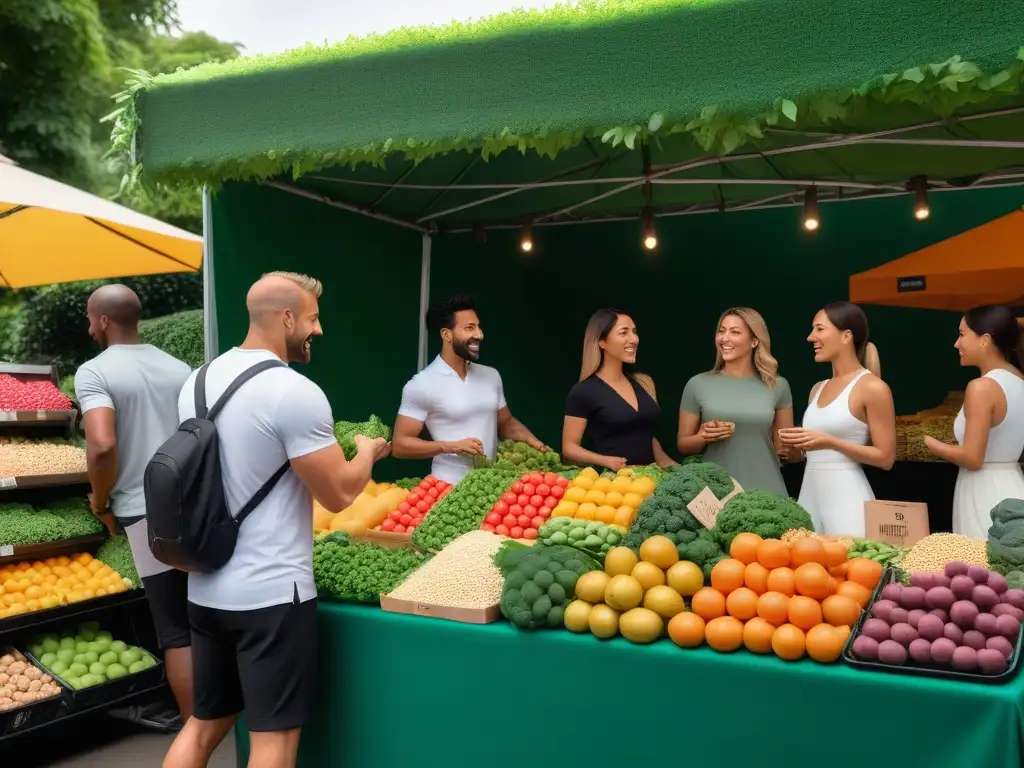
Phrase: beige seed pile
[
  {"left": 387, "top": 530, "right": 504, "bottom": 608},
  {"left": 901, "top": 533, "right": 988, "bottom": 572},
  {"left": 0, "top": 443, "right": 87, "bottom": 477},
  {"left": 781, "top": 528, "right": 855, "bottom": 549}
]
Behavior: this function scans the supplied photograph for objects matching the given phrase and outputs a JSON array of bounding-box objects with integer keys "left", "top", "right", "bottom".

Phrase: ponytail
[{"left": 859, "top": 341, "right": 881, "bottom": 378}]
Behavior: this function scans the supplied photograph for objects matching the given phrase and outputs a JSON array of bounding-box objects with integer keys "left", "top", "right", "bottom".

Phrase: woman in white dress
[
  {"left": 924, "top": 305, "right": 1024, "bottom": 540},
  {"left": 779, "top": 302, "right": 896, "bottom": 536}
]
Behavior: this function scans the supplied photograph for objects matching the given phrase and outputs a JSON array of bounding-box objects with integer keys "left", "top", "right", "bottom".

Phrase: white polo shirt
[{"left": 398, "top": 356, "right": 506, "bottom": 484}]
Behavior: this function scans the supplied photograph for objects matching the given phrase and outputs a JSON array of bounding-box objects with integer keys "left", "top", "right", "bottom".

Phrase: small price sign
[
  {"left": 864, "top": 501, "right": 929, "bottom": 547},
  {"left": 0, "top": 412, "right": 13, "bottom": 422},
  {"left": 0, "top": 477, "right": 16, "bottom": 490},
  {"left": 0, "top": 545, "right": 13, "bottom": 557}
]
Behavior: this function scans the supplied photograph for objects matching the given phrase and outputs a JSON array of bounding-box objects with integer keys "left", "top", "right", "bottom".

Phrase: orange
[
  {"left": 821, "top": 595, "right": 861, "bottom": 627},
  {"left": 743, "top": 562, "right": 770, "bottom": 594},
  {"left": 829, "top": 562, "right": 849, "bottom": 578},
  {"left": 771, "top": 623, "right": 807, "bottom": 661},
  {"left": 691, "top": 587, "right": 726, "bottom": 621},
  {"left": 667, "top": 612, "right": 706, "bottom": 648},
  {"left": 836, "top": 580, "right": 872, "bottom": 608},
  {"left": 705, "top": 616, "right": 744, "bottom": 652},
  {"left": 790, "top": 539, "right": 827, "bottom": 567},
  {"left": 805, "top": 623, "right": 845, "bottom": 663},
  {"left": 835, "top": 624, "right": 851, "bottom": 643},
  {"left": 757, "top": 539, "right": 790, "bottom": 569},
  {"left": 847, "top": 558, "right": 884, "bottom": 591},
  {"left": 788, "top": 595, "right": 823, "bottom": 630},
  {"left": 710, "top": 559, "right": 746, "bottom": 595},
  {"left": 756, "top": 591, "right": 791, "bottom": 626},
  {"left": 794, "top": 562, "right": 832, "bottom": 600},
  {"left": 743, "top": 617, "right": 777, "bottom": 654},
  {"left": 822, "top": 541, "right": 849, "bottom": 567},
  {"left": 729, "top": 533, "right": 763, "bottom": 565},
  {"left": 766, "top": 567, "right": 796, "bottom": 597},
  {"left": 725, "top": 587, "right": 759, "bottom": 621}
]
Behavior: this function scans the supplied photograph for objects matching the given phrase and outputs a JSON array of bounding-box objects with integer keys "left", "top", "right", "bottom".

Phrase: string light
[
  {"left": 519, "top": 222, "right": 533, "bottom": 253},
  {"left": 802, "top": 187, "right": 820, "bottom": 231},
  {"left": 642, "top": 208, "right": 657, "bottom": 251},
  {"left": 912, "top": 177, "right": 930, "bottom": 220}
]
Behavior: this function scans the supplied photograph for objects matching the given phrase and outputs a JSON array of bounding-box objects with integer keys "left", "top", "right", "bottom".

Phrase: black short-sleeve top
[{"left": 565, "top": 376, "right": 660, "bottom": 465}]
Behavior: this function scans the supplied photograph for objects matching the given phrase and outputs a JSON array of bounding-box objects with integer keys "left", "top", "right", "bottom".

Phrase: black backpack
[{"left": 144, "top": 359, "right": 290, "bottom": 573}]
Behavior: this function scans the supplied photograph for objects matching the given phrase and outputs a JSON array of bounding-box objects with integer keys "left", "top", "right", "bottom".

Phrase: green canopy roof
[{"left": 118, "top": 0, "right": 1024, "bottom": 230}]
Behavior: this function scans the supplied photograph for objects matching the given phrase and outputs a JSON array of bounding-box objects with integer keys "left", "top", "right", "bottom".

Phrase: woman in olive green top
[{"left": 677, "top": 307, "right": 794, "bottom": 495}]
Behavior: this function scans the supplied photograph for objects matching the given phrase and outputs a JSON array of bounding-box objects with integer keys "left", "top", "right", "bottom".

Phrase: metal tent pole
[
  {"left": 201, "top": 187, "right": 219, "bottom": 364},
  {"left": 417, "top": 233, "right": 432, "bottom": 371}
]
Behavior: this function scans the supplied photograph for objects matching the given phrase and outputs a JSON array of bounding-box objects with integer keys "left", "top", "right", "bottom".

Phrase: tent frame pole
[
  {"left": 201, "top": 186, "right": 219, "bottom": 363},
  {"left": 417, "top": 233, "right": 432, "bottom": 372}
]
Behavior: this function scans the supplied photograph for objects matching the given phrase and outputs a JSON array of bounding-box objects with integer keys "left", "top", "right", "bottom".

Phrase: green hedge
[{"left": 139, "top": 309, "right": 204, "bottom": 369}]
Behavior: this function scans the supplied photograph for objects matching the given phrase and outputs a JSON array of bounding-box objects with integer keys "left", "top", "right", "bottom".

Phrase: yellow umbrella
[{"left": 0, "top": 153, "right": 202, "bottom": 289}]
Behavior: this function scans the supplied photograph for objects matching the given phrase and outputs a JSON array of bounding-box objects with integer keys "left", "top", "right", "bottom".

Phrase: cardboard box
[
  {"left": 687, "top": 480, "right": 743, "bottom": 529},
  {"left": 863, "top": 500, "right": 930, "bottom": 548}
]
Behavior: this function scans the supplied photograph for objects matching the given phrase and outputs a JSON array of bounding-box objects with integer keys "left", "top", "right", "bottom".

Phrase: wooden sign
[
  {"left": 687, "top": 479, "right": 744, "bottom": 530},
  {"left": 863, "top": 500, "right": 930, "bottom": 548}
]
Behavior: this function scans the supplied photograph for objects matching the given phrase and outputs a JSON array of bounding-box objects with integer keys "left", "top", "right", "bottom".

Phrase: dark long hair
[
  {"left": 579, "top": 308, "right": 654, "bottom": 397},
  {"left": 964, "top": 305, "right": 1023, "bottom": 368},
  {"left": 823, "top": 301, "right": 881, "bottom": 376}
]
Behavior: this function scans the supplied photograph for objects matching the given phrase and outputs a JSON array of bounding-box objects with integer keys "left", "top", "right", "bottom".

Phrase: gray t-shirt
[
  {"left": 177, "top": 347, "right": 337, "bottom": 611},
  {"left": 680, "top": 372, "right": 793, "bottom": 496},
  {"left": 75, "top": 344, "right": 192, "bottom": 520}
]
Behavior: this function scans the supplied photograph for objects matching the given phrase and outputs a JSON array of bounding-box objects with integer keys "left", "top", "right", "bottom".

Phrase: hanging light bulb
[
  {"left": 802, "top": 186, "right": 820, "bottom": 231},
  {"left": 519, "top": 222, "right": 533, "bottom": 253},
  {"left": 913, "top": 178, "right": 930, "bottom": 220},
  {"left": 642, "top": 208, "right": 657, "bottom": 251}
]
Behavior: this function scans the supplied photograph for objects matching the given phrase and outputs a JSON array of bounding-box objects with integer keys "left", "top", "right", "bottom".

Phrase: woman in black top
[{"left": 562, "top": 308, "right": 677, "bottom": 470}]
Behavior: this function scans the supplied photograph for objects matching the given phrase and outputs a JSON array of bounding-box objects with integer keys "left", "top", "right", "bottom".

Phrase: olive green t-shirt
[{"left": 679, "top": 372, "right": 793, "bottom": 496}]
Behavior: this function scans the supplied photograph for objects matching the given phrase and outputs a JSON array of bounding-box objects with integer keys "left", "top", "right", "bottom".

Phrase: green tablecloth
[{"left": 236, "top": 603, "right": 1024, "bottom": 768}]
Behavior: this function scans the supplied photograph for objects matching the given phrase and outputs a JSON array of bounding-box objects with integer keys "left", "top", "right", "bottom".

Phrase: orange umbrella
[{"left": 849, "top": 209, "right": 1024, "bottom": 312}]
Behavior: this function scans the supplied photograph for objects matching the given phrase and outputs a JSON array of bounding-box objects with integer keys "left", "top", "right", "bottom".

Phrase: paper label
[
  {"left": 687, "top": 479, "right": 743, "bottom": 529},
  {"left": 0, "top": 412, "right": 13, "bottom": 422},
  {"left": 863, "top": 500, "right": 930, "bottom": 548},
  {"left": 0, "top": 545, "right": 13, "bottom": 557},
  {"left": 36, "top": 410, "right": 47, "bottom": 419},
  {"left": 0, "top": 477, "right": 16, "bottom": 490}
]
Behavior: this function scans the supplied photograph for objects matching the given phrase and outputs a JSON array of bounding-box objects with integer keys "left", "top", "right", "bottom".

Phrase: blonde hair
[
  {"left": 711, "top": 307, "right": 779, "bottom": 389},
  {"left": 262, "top": 271, "right": 323, "bottom": 297},
  {"left": 579, "top": 308, "right": 655, "bottom": 399},
  {"left": 861, "top": 342, "right": 881, "bottom": 378}
]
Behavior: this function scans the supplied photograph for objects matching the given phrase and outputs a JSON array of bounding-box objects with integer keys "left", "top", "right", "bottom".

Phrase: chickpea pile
[
  {"left": 781, "top": 528, "right": 855, "bottom": 550},
  {"left": 0, "top": 442, "right": 87, "bottom": 478},
  {"left": 387, "top": 530, "right": 505, "bottom": 609},
  {"left": 900, "top": 533, "right": 988, "bottom": 573},
  {"left": 0, "top": 649, "right": 62, "bottom": 710}
]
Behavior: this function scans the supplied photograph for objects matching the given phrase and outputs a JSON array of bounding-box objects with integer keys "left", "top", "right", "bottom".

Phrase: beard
[
  {"left": 286, "top": 333, "right": 312, "bottom": 363},
  {"left": 453, "top": 337, "right": 481, "bottom": 362}
]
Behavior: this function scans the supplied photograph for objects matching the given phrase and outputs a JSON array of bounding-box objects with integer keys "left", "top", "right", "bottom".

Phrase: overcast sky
[{"left": 176, "top": 0, "right": 567, "bottom": 55}]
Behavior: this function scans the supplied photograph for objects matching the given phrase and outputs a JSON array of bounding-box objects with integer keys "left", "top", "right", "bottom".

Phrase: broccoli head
[
  {"left": 677, "top": 531, "right": 725, "bottom": 569},
  {"left": 1006, "top": 571, "right": 1024, "bottom": 590},
  {"left": 333, "top": 415, "right": 391, "bottom": 460},
  {"left": 712, "top": 490, "right": 813, "bottom": 548},
  {"left": 988, "top": 498, "right": 1024, "bottom": 575},
  {"left": 500, "top": 545, "right": 600, "bottom": 630}
]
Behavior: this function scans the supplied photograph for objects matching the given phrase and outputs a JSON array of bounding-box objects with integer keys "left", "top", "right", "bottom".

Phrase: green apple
[
  {"left": 68, "top": 662, "right": 89, "bottom": 678},
  {"left": 29, "top": 644, "right": 44, "bottom": 657},
  {"left": 66, "top": 677, "right": 83, "bottom": 689},
  {"left": 127, "top": 660, "right": 148, "bottom": 674},
  {"left": 139, "top": 655, "right": 156, "bottom": 670},
  {"left": 78, "top": 674, "right": 99, "bottom": 688},
  {"left": 105, "top": 663, "right": 128, "bottom": 679},
  {"left": 59, "top": 637, "right": 76, "bottom": 651},
  {"left": 40, "top": 652, "right": 58, "bottom": 667},
  {"left": 76, "top": 642, "right": 90, "bottom": 654},
  {"left": 99, "top": 651, "right": 119, "bottom": 665},
  {"left": 95, "top": 631, "right": 113, "bottom": 644},
  {"left": 83, "top": 651, "right": 99, "bottom": 665},
  {"left": 119, "top": 648, "right": 142, "bottom": 667},
  {"left": 56, "top": 649, "right": 76, "bottom": 664},
  {"left": 42, "top": 637, "right": 60, "bottom": 653},
  {"left": 88, "top": 661, "right": 107, "bottom": 677},
  {"left": 109, "top": 640, "right": 128, "bottom": 655}
]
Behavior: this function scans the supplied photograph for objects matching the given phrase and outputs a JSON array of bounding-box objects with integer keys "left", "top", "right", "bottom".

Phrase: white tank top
[
  {"left": 802, "top": 370, "right": 871, "bottom": 465},
  {"left": 954, "top": 369, "right": 1024, "bottom": 464}
]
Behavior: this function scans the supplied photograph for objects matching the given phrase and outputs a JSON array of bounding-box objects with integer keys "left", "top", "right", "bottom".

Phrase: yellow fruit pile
[
  {"left": 552, "top": 467, "right": 656, "bottom": 528},
  {"left": 0, "top": 552, "right": 129, "bottom": 620},
  {"left": 563, "top": 537, "right": 702, "bottom": 643},
  {"left": 313, "top": 480, "right": 405, "bottom": 535}
]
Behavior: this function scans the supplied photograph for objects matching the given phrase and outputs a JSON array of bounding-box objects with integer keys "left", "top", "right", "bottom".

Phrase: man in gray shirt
[{"left": 75, "top": 284, "right": 193, "bottom": 725}]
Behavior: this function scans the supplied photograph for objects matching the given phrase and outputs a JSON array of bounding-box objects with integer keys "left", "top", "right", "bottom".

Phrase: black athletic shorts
[
  {"left": 188, "top": 596, "right": 318, "bottom": 732},
  {"left": 140, "top": 570, "right": 192, "bottom": 650}
]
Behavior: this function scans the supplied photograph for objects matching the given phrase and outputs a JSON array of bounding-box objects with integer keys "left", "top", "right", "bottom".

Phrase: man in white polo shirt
[{"left": 393, "top": 294, "right": 548, "bottom": 483}]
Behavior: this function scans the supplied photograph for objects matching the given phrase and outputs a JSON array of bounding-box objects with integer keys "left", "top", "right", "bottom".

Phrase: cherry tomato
[
  {"left": 485, "top": 512, "right": 502, "bottom": 525},
  {"left": 398, "top": 502, "right": 411, "bottom": 514},
  {"left": 503, "top": 514, "right": 517, "bottom": 528},
  {"left": 411, "top": 515, "right": 423, "bottom": 524},
  {"left": 400, "top": 513, "right": 412, "bottom": 525},
  {"left": 495, "top": 524, "right": 510, "bottom": 536},
  {"left": 529, "top": 472, "right": 544, "bottom": 485},
  {"left": 538, "top": 507, "right": 551, "bottom": 519},
  {"left": 556, "top": 477, "right": 570, "bottom": 488},
  {"left": 550, "top": 485, "right": 565, "bottom": 499},
  {"left": 438, "top": 487, "right": 452, "bottom": 499},
  {"left": 544, "top": 496, "right": 557, "bottom": 509},
  {"left": 502, "top": 492, "right": 517, "bottom": 505},
  {"left": 517, "top": 494, "right": 530, "bottom": 507},
  {"left": 511, "top": 481, "right": 524, "bottom": 494},
  {"left": 543, "top": 473, "right": 559, "bottom": 486},
  {"left": 481, "top": 523, "right": 496, "bottom": 533},
  {"left": 523, "top": 528, "right": 539, "bottom": 540},
  {"left": 427, "top": 487, "right": 439, "bottom": 499},
  {"left": 493, "top": 500, "right": 509, "bottom": 515},
  {"left": 509, "top": 504, "right": 524, "bottom": 517},
  {"left": 510, "top": 526, "right": 524, "bottom": 539},
  {"left": 394, "top": 523, "right": 407, "bottom": 533},
  {"left": 407, "top": 490, "right": 421, "bottom": 503},
  {"left": 424, "top": 476, "right": 437, "bottom": 487},
  {"left": 531, "top": 515, "right": 544, "bottom": 529},
  {"left": 522, "top": 483, "right": 536, "bottom": 496},
  {"left": 517, "top": 514, "right": 531, "bottom": 528},
  {"left": 389, "top": 510, "right": 402, "bottom": 522},
  {"left": 536, "top": 483, "right": 551, "bottom": 497},
  {"left": 520, "top": 474, "right": 531, "bottom": 484},
  {"left": 381, "top": 519, "right": 396, "bottom": 531},
  {"left": 523, "top": 504, "right": 538, "bottom": 518},
  {"left": 529, "top": 494, "right": 544, "bottom": 508},
  {"left": 416, "top": 500, "right": 430, "bottom": 514}
]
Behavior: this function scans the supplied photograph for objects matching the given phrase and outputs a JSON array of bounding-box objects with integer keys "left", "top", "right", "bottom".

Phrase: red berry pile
[
  {"left": 0, "top": 375, "right": 73, "bottom": 411},
  {"left": 377, "top": 476, "right": 452, "bottom": 535},
  {"left": 480, "top": 471, "right": 569, "bottom": 540}
]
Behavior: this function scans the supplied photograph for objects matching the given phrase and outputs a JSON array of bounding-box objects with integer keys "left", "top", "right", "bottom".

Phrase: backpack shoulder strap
[
  {"left": 234, "top": 461, "right": 291, "bottom": 526},
  {"left": 206, "top": 359, "right": 287, "bottom": 421},
  {"left": 194, "top": 363, "right": 212, "bottom": 419}
]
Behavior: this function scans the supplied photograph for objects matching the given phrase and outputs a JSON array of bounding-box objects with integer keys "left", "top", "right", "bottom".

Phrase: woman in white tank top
[
  {"left": 925, "top": 306, "right": 1024, "bottom": 540},
  {"left": 779, "top": 302, "right": 896, "bottom": 536}
]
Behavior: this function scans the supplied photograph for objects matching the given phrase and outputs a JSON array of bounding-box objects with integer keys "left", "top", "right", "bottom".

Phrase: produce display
[
  {"left": 676, "top": 530, "right": 727, "bottom": 579},
  {"left": 378, "top": 476, "right": 451, "bottom": 534},
  {"left": 894, "top": 392, "right": 961, "bottom": 462},
  {"left": 0, "top": 552, "right": 132, "bottom": 620},
  {"left": 94, "top": 535, "right": 140, "bottom": 589},
  {"left": 0, "top": 649, "right": 62, "bottom": 711},
  {"left": 28, "top": 621, "right": 158, "bottom": 689},
  {"left": 480, "top": 471, "right": 569, "bottom": 539},
  {"left": 781, "top": 528, "right": 855, "bottom": 549},
  {"left": 900, "top": 533, "right": 988, "bottom": 573},
  {"left": 387, "top": 530, "right": 506, "bottom": 610},
  {"left": 845, "top": 539, "right": 906, "bottom": 568},
  {"left": 713, "top": 490, "right": 814, "bottom": 548},
  {"left": 393, "top": 477, "right": 423, "bottom": 491},
  {"left": 987, "top": 498, "right": 1024, "bottom": 575},
  {"left": 538, "top": 518, "right": 624, "bottom": 560},
  {"left": 554, "top": 466, "right": 656, "bottom": 528},
  {"left": 332, "top": 415, "right": 391, "bottom": 460},
  {"left": 0, "top": 439, "right": 87, "bottom": 478},
  {"left": 0, "top": 499, "right": 105, "bottom": 546},
  {"left": 499, "top": 542, "right": 601, "bottom": 629},
  {"left": 851, "top": 563, "right": 1021, "bottom": 676},
  {"left": 317, "top": 481, "right": 408, "bottom": 536},
  {"left": 479, "top": 439, "right": 570, "bottom": 474},
  {"left": 312, "top": 532, "right": 429, "bottom": 603},
  {"left": 0, "top": 375, "right": 73, "bottom": 411},
  {"left": 411, "top": 467, "right": 516, "bottom": 550}
]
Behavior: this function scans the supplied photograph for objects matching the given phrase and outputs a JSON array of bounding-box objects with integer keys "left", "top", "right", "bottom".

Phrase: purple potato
[
  {"left": 929, "top": 609, "right": 949, "bottom": 623},
  {"left": 852, "top": 635, "right": 880, "bottom": 661},
  {"left": 963, "top": 630, "right": 987, "bottom": 650},
  {"left": 974, "top": 613, "right": 1000, "bottom": 637},
  {"left": 944, "top": 622, "right": 964, "bottom": 645},
  {"left": 909, "top": 638, "right": 932, "bottom": 664},
  {"left": 909, "top": 572, "right": 934, "bottom": 590},
  {"left": 968, "top": 565, "right": 990, "bottom": 584},
  {"left": 880, "top": 584, "right": 904, "bottom": 603},
  {"left": 992, "top": 603, "right": 1024, "bottom": 622},
  {"left": 996, "top": 613, "right": 1021, "bottom": 639},
  {"left": 907, "top": 609, "right": 927, "bottom": 629},
  {"left": 878, "top": 639, "right": 908, "bottom": 666},
  {"left": 988, "top": 572, "right": 1009, "bottom": 595},
  {"left": 952, "top": 645, "right": 979, "bottom": 671},
  {"left": 917, "top": 614, "right": 944, "bottom": 641},
  {"left": 951, "top": 600, "right": 980, "bottom": 629},
  {"left": 945, "top": 561, "right": 970, "bottom": 578},
  {"left": 1002, "top": 589, "right": 1024, "bottom": 611},
  {"left": 925, "top": 587, "right": 956, "bottom": 611},
  {"left": 900, "top": 587, "right": 927, "bottom": 610},
  {"left": 972, "top": 585, "right": 1000, "bottom": 612},
  {"left": 932, "top": 574, "right": 952, "bottom": 589},
  {"left": 950, "top": 575, "right": 976, "bottom": 600},
  {"left": 977, "top": 648, "right": 1009, "bottom": 675},
  {"left": 986, "top": 635, "right": 1014, "bottom": 660},
  {"left": 931, "top": 638, "right": 957, "bottom": 665},
  {"left": 890, "top": 623, "right": 919, "bottom": 647},
  {"left": 890, "top": 607, "right": 910, "bottom": 625},
  {"left": 871, "top": 599, "right": 897, "bottom": 622},
  {"left": 862, "top": 618, "right": 891, "bottom": 642}
]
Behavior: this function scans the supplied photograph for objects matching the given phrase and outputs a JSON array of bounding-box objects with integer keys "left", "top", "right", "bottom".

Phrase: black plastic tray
[
  {"left": 842, "top": 567, "right": 1023, "bottom": 684},
  {"left": 0, "top": 590, "right": 145, "bottom": 636},
  {"left": 0, "top": 651, "right": 66, "bottom": 737}
]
